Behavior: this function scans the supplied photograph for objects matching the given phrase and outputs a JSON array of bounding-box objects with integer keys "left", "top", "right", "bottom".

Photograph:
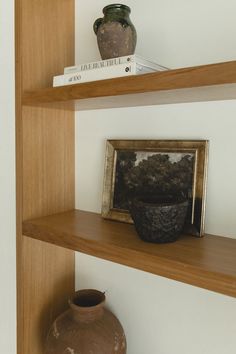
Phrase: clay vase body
[
  {"left": 45, "top": 289, "right": 126, "bottom": 354},
  {"left": 93, "top": 4, "right": 137, "bottom": 60}
]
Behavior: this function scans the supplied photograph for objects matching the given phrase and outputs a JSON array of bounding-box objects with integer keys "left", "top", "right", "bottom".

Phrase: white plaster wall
[
  {"left": 0, "top": 0, "right": 16, "bottom": 353},
  {"left": 75, "top": 1, "right": 236, "bottom": 353}
]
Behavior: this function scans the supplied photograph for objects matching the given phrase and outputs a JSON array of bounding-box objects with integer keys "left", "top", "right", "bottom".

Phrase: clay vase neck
[
  {"left": 69, "top": 289, "right": 105, "bottom": 324},
  {"left": 102, "top": 4, "right": 131, "bottom": 20}
]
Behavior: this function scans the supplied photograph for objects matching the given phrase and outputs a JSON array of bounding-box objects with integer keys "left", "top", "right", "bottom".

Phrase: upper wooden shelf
[
  {"left": 23, "top": 209, "right": 236, "bottom": 298},
  {"left": 22, "top": 60, "right": 236, "bottom": 110}
]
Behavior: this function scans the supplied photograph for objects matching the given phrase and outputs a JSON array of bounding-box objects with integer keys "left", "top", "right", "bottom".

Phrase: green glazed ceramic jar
[{"left": 93, "top": 4, "right": 137, "bottom": 60}]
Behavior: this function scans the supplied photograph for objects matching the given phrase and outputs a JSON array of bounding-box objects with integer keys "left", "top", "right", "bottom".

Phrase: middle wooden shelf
[{"left": 22, "top": 209, "right": 236, "bottom": 298}]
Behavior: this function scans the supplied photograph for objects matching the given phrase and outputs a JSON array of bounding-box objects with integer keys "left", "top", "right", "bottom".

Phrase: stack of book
[{"left": 53, "top": 55, "right": 169, "bottom": 87}]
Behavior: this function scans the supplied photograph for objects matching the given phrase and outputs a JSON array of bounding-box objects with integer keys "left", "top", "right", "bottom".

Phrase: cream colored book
[{"left": 53, "top": 62, "right": 159, "bottom": 87}]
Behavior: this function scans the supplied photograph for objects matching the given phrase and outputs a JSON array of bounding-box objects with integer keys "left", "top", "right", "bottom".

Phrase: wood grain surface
[
  {"left": 16, "top": 1, "right": 236, "bottom": 352},
  {"left": 22, "top": 61, "right": 236, "bottom": 109},
  {"left": 16, "top": 1, "right": 75, "bottom": 353},
  {"left": 23, "top": 210, "right": 236, "bottom": 298}
]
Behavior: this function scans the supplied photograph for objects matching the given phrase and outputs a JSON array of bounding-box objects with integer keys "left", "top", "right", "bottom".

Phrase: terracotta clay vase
[
  {"left": 93, "top": 4, "right": 137, "bottom": 60},
  {"left": 45, "top": 289, "right": 127, "bottom": 354}
]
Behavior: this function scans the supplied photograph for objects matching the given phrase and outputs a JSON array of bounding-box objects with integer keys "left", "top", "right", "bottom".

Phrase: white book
[
  {"left": 53, "top": 62, "right": 159, "bottom": 87},
  {"left": 64, "top": 54, "right": 169, "bottom": 74}
]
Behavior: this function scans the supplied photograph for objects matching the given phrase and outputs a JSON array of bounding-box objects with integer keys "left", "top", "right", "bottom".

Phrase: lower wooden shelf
[{"left": 22, "top": 209, "right": 236, "bottom": 298}]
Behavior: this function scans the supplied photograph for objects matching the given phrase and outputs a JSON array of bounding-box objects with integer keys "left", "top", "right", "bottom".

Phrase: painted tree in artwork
[
  {"left": 113, "top": 152, "right": 194, "bottom": 210},
  {"left": 126, "top": 153, "right": 194, "bottom": 198}
]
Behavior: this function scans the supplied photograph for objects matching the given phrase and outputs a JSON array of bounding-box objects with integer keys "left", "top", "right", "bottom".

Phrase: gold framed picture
[{"left": 102, "top": 140, "right": 208, "bottom": 237}]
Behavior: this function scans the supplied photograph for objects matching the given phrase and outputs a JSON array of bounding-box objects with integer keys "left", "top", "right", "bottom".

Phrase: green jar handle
[{"left": 93, "top": 18, "right": 103, "bottom": 34}]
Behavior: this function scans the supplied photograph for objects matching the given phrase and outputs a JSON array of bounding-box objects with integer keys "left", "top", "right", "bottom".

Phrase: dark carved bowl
[{"left": 129, "top": 196, "right": 188, "bottom": 243}]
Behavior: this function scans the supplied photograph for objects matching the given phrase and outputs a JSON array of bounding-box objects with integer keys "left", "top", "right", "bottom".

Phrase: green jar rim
[{"left": 103, "top": 4, "right": 131, "bottom": 14}]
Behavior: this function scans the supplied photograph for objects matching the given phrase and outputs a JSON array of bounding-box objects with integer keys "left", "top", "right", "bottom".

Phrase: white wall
[
  {"left": 0, "top": 1, "right": 16, "bottom": 353},
  {"left": 75, "top": 1, "right": 236, "bottom": 353}
]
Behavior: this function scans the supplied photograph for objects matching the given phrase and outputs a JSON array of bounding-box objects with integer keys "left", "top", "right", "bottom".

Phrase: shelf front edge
[
  {"left": 22, "top": 210, "right": 236, "bottom": 298},
  {"left": 22, "top": 61, "right": 236, "bottom": 110}
]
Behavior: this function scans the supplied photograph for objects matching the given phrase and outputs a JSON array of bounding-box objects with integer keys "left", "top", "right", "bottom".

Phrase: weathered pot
[
  {"left": 93, "top": 4, "right": 137, "bottom": 60},
  {"left": 129, "top": 196, "right": 188, "bottom": 243},
  {"left": 45, "top": 289, "right": 126, "bottom": 354}
]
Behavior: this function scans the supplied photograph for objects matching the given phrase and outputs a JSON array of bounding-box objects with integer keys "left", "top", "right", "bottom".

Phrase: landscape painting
[{"left": 102, "top": 140, "right": 208, "bottom": 236}]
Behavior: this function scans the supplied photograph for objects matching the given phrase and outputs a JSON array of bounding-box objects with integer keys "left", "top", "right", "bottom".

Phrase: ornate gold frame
[{"left": 102, "top": 139, "right": 208, "bottom": 237}]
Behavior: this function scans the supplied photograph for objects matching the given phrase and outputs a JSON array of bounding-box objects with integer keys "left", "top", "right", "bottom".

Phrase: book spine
[
  {"left": 64, "top": 55, "right": 136, "bottom": 74},
  {"left": 53, "top": 63, "right": 153, "bottom": 87},
  {"left": 64, "top": 55, "right": 169, "bottom": 74}
]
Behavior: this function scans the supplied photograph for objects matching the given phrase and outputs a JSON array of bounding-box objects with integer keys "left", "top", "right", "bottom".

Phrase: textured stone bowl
[{"left": 129, "top": 196, "right": 188, "bottom": 243}]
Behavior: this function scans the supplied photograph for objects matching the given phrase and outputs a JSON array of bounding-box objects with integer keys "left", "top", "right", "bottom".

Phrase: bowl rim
[{"left": 130, "top": 196, "right": 188, "bottom": 208}]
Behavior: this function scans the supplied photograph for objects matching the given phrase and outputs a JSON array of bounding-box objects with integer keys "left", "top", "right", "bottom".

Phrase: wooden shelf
[
  {"left": 22, "top": 60, "right": 236, "bottom": 110},
  {"left": 16, "top": 0, "right": 236, "bottom": 349},
  {"left": 23, "top": 209, "right": 236, "bottom": 298}
]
